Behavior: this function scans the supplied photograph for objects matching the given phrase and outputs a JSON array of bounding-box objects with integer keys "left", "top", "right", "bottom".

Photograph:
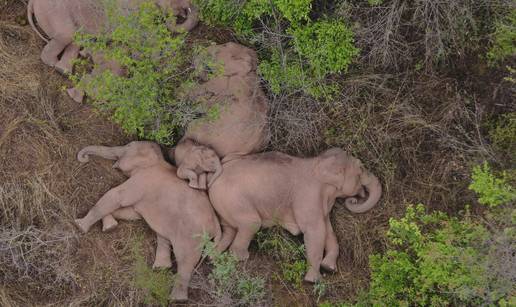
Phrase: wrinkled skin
[
  {"left": 75, "top": 141, "right": 220, "bottom": 302},
  {"left": 27, "top": 0, "right": 198, "bottom": 101},
  {"left": 169, "top": 42, "right": 269, "bottom": 188},
  {"left": 209, "top": 148, "right": 382, "bottom": 283},
  {"left": 173, "top": 139, "right": 222, "bottom": 190}
]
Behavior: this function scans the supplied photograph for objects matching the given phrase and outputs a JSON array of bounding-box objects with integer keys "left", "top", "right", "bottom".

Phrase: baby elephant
[
  {"left": 75, "top": 141, "right": 221, "bottom": 301},
  {"left": 172, "top": 139, "right": 222, "bottom": 190},
  {"left": 209, "top": 148, "right": 382, "bottom": 283}
]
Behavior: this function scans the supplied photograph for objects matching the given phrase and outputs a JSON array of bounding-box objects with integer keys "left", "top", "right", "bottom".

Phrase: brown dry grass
[{"left": 1, "top": 1, "right": 513, "bottom": 306}]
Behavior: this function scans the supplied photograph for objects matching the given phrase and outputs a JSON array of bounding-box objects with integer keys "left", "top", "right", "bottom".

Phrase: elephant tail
[
  {"left": 212, "top": 216, "right": 222, "bottom": 246},
  {"left": 27, "top": 0, "right": 49, "bottom": 43}
]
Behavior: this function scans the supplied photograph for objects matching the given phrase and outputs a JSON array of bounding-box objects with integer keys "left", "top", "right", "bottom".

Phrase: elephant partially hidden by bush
[
  {"left": 74, "top": 141, "right": 221, "bottom": 301},
  {"left": 170, "top": 42, "right": 269, "bottom": 188},
  {"left": 209, "top": 148, "right": 382, "bottom": 283},
  {"left": 27, "top": 0, "right": 198, "bottom": 74}
]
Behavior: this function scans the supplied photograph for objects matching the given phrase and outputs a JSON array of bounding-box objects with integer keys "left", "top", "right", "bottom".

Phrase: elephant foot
[
  {"left": 102, "top": 216, "right": 118, "bottom": 232},
  {"left": 67, "top": 87, "right": 84, "bottom": 103},
  {"left": 230, "top": 246, "right": 250, "bottom": 261},
  {"left": 41, "top": 54, "right": 59, "bottom": 68},
  {"left": 170, "top": 284, "right": 188, "bottom": 302},
  {"left": 74, "top": 218, "right": 90, "bottom": 233},
  {"left": 320, "top": 258, "right": 337, "bottom": 272},
  {"left": 153, "top": 258, "right": 172, "bottom": 269},
  {"left": 54, "top": 61, "right": 72, "bottom": 75},
  {"left": 304, "top": 269, "right": 321, "bottom": 283}
]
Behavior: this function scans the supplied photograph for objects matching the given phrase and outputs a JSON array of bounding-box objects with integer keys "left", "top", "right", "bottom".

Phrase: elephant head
[
  {"left": 158, "top": 0, "right": 199, "bottom": 32},
  {"left": 172, "top": 139, "right": 222, "bottom": 188},
  {"left": 314, "top": 148, "right": 382, "bottom": 213},
  {"left": 77, "top": 141, "right": 164, "bottom": 176}
]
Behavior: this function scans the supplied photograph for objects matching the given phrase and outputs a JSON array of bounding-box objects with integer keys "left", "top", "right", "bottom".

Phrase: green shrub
[
  {"left": 194, "top": 0, "right": 358, "bottom": 98},
  {"left": 72, "top": 1, "right": 205, "bottom": 144},
  {"left": 290, "top": 20, "right": 359, "bottom": 76},
  {"left": 359, "top": 204, "right": 515, "bottom": 306},
  {"left": 469, "top": 162, "right": 516, "bottom": 207},
  {"left": 130, "top": 238, "right": 174, "bottom": 307},
  {"left": 487, "top": 9, "right": 516, "bottom": 65},
  {"left": 201, "top": 234, "right": 266, "bottom": 305},
  {"left": 256, "top": 229, "right": 309, "bottom": 290}
]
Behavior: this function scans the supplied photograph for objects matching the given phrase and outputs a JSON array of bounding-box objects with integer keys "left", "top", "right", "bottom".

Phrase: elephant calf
[
  {"left": 209, "top": 148, "right": 382, "bottom": 283},
  {"left": 74, "top": 141, "right": 221, "bottom": 301}
]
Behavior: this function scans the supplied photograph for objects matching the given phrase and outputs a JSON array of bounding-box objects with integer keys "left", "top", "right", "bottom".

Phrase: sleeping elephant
[
  {"left": 27, "top": 0, "right": 198, "bottom": 74},
  {"left": 74, "top": 141, "right": 221, "bottom": 301},
  {"left": 173, "top": 139, "right": 222, "bottom": 190},
  {"left": 170, "top": 42, "right": 269, "bottom": 187},
  {"left": 208, "top": 148, "right": 382, "bottom": 283}
]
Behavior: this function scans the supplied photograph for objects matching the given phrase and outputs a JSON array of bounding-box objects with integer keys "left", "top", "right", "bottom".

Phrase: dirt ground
[{"left": 0, "top": 1, "right": 514, "bottom": 306}]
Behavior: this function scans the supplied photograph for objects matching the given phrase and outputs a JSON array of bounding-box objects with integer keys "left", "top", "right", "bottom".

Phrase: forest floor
[{"left": 0, "top": 1, "right": 514, "bottom": 306}]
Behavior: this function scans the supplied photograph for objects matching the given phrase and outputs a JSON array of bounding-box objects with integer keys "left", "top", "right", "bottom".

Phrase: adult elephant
[
  {"left": 208, "top": 148, "right": 382, "bottom": 283},
  {"left": 27, "top": 0, "right": 199, "bottom": 74},
  {"left": 170, "top": 42, "right": 269, "bottom": 187}
]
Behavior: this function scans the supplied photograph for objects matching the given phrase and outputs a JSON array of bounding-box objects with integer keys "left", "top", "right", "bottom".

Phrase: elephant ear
[{"left": 314, "top": 150, "right": 346, "bottom": 189}]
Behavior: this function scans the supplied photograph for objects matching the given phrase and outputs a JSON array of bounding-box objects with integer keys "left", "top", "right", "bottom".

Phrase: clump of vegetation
[
  {"left": 489, "top": 113, "right": 516, "bottom": 163},
  {"left": 130, "top": 237, "right": 174, "bottom": 307},
  {"left": 353, "top": 166, "right": 515, "bottom": 306},
  {"left": 194, "top": 0, "right": 359, "bottom": 98},
  {"left": 469, "top": 162, "right": 516, "bottom": 207},
  {"left": 201, "top": 234, "right": 266, "bottom": 306},
  {"left": 256, "top": 229, "right": 307, "bottom": 290},
  {"left": 487, "top": 9, "right": 516, "bottom": 65},
  {"left": 72, "top": 1, "right": 205, "bottom": 144}
]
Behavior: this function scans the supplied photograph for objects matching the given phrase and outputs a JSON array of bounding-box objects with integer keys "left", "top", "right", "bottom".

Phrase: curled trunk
[
  {"left": 77, "top": 145, "right": 126, "bottom": 162},
  {"left": 345, "top": 172, "right": 382, "bottom": 213},
  {"left": 207, "top": 160, "right": 223, "bottom": 188}
]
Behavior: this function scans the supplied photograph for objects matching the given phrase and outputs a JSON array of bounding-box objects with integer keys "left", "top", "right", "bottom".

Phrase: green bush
[
  {"left": 487, "top": 9, "right": 516, "bottom": 65},
  {"left": 489, "top": 112, "right": 516, "bottom": 163},
  {"left": 358, "top": 203, "right": 515, "bottom": 306},
  {"left": 201, "top": 234, "right": 266, "bottom": 305},
  {"left": 194, "top": 0, "right": 358, "bottom": 98},
  {"left": 130, "top": 238, "right": 174, "bottom": 307},
  {"left": 72, "top": 1, "right": 205, "bottom": 144},
  {"left": 469, "top": 162, "right": 516, "bottom": 207}
]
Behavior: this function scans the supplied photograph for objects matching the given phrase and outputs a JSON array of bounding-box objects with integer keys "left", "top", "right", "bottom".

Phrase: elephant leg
[
  {"left": 101, "top": 207, "right": 142, "bottom": 232},
  {"left": 41, "top": 36, "right": 71, "bottom": 67},
  {"left": 67, "top": 87, "right": 85, "bottom": 103},
  {"left": 216, "top": 224, "right": 236, "bottom": 252},
  {"left": 229, "top": 221, "right": 260, "bottom": 261},
  {"left": 153, "top": 235, "right": 172, "bottom": 269},
  {"left": 170, "top": 238, "right": 201, "bottom": 302},
  {"left": 301, "top": 220, "right": 326, "bottom": 283},
  {"left": 320, "top": 217, "right": 339, "bottom": 272},
  {"left": 55, "top": 43, "right": 80, "bottom": 74},
  {"left": 74, "top": 181, "right": 138, "bottom": 233}
]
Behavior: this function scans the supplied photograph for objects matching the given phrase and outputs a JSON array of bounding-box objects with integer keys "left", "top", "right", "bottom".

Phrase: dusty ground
[{"left": 1, "top": 1, "right": 513, "bottom": 306}]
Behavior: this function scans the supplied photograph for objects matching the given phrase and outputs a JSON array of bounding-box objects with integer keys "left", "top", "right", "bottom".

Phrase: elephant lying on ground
[
  {"left": 170, "top": 42, "right": 269, "bottom": 188},
  {"left": 28, "top": 0, "right": 198, "bottom": 74},
  {"left": 209, "top": 148, "right": 382, "bottom": 283},
  {"left": 75, "top": 141, "right": 221, "bottom": 301}
]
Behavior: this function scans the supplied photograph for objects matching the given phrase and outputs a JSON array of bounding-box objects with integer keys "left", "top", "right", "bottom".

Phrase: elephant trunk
[
  {"left": 170, "top": 5, "right": 199, "bottom": 32},
  {"left": 344, "top": 172, "right": 382, "bottom": 213},
  {"left": 77, "top": 145, "right": 126, "bottom": 163},
  {"left": 207, "top": 160, "right": 223, "bottom": 188}
]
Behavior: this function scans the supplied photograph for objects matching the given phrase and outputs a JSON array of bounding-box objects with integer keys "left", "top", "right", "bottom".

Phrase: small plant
[
  {"left": 487, "top": 9, "right": 516, "bottom": 65},
  {"left": 72, "top": 0, "right": 206, "bottom": 144},
  {"left": 201, "top": 234, "right": 266, "bottom": 306},
  {"left": 469, "top": 162, "right": 516, "bottom": 207},
  {"left": 130, "top": 237, "right": 174, "bottom": 307},
  {"left": 256, "top": 228, "right": 308, "bottom": 290},
  {"left": 489, "top": 112, "right": 516, "bottom": 163}
]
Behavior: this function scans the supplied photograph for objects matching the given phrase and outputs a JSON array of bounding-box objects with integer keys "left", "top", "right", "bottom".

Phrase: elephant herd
[{"left": 27, "top": 0, "right": 382, "bottom": 302}]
